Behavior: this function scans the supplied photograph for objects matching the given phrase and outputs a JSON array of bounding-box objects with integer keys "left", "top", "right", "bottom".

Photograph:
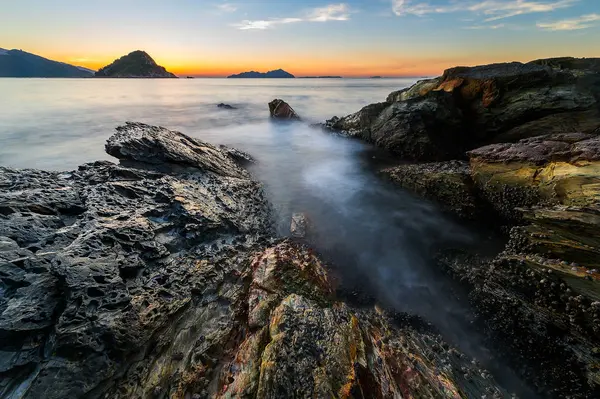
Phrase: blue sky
[{"left": 2, "top": 0, "right": 599, "bottom": 76}]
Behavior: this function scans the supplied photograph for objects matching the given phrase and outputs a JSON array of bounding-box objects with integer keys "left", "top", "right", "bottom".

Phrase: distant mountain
[
  {"left": 95, "top": 50, "right": 177, "bottom": 78},
  {"left": 227, "top": 69, "right": 294, "bottom": 79},
  {"left": 0, "top": 48, "right": 94, "bottom": 77}
]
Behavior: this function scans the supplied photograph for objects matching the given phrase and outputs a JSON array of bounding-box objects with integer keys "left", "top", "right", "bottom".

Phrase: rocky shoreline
[
  {"left": 1, "top": 56, "right": 599, "bottom": 398},
  {"left": 1, "top": 123, "right": 511, "bottom": 398},
  {"left": 326, "top": 57, "right": 600, "bottom": 397}
]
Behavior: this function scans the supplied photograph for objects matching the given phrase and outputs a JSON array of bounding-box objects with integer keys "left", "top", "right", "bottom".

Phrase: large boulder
[
  {"left": 0, "top": 123, "right": 508, "bottom": 398},
  {"left": 268, "top": 99, "right": 300, "bottom": 120},
  {"left": 328, "top": 57, "right": 600, "bottom": 161}
]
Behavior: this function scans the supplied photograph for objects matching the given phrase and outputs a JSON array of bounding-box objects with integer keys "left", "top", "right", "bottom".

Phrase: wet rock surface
[
  {"left": 327, "top": 57, "right": 600, "bottom": 161},
  {"left": 325, "top": 58, "right": 600, "bottom": 397},
  {"left": 0, "top": 123, "right": 508, "bottom": 398},
  {"left": 380, "top": 161, "right": 482, "bottom": 219}
]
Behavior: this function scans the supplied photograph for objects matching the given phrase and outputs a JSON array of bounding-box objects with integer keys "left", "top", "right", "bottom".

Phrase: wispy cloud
[
  {"left": 537, "top": 13, "right": 600, "bottom": 30},
  {"left": 307, "top": 3, "right": 351, "bottom": 21},
  {"left": 464, "top": 23, "right": 505, "bottom": 29},
  {"left": 232, "top": 3, "right": 350, "bottom": 30},
  {"left": 217, "top": 3, "right": 237, "bottom": 13},
  {"left": 392, "top": 0, "right": 578, "bottom": 21}
]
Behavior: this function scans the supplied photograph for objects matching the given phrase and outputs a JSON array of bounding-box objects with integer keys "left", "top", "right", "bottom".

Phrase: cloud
[
  {"left": 217, "top": 3, "right": 237, "bottom": 13},
  {"left": 392, "top": 0, "right": 578, "bottom": 21},
  {"left": 307, "top": 3, "right": 350, "bottom": 21},
  {"left": 232, "top": 3, "right": 350, "bottom": 30},
  {"left": 464, "top": 23, "right": 505, "bottom": 29},
  {"left": 537, "top": 13, "right": 600, "bottom": 30},
  {"left": 233, "top": 18, "right": 303, "bottom": 30}
]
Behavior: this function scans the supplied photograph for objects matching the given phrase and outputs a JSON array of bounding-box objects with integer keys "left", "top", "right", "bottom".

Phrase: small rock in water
[
  {"left": 217, "top": 103, "right": 236, "bottom": 110},
  {"left": 290, "top": 212, "right": 308, "bottom": 238},
  {"left": 268, "top": 99, "right": 300, "bottom": 120}
]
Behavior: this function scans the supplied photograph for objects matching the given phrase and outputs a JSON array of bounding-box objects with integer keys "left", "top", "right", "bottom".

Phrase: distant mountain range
[
  {"left": 95, "top": 50, "right": 177, "bottom": 78},
  {"left": 227, "top": 69, "right": 294, "bottom": 78},
  {"left": 0, "top": 48, "right": 94, "bottom": 77}
]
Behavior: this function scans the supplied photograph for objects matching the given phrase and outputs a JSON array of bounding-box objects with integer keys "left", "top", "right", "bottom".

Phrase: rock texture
[
  {"left": 351, "top": 58, "right": 600, "bottom": 397},
  {"left": 380, "top": 161, "right": 482, "bottom": 219},
  {"left": 327, "top": 57, "right": 600, "bottom": 161},
  {"left": 0, "top": 123, "right": 507, "bottom": 398},
  {"left": 95, "top": 51, "right": 177, "bottom": 78},
  {"left": 420, "top": 134, "right": 600, "bottom": 397},
  {"left": 268, "top": 99, "right": 300, "bottom": 120}
]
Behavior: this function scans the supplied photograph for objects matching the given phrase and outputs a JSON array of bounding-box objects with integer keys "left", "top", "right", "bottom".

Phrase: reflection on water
[{"left": 0, "top": 78, "right": 533, "bottom": 395}]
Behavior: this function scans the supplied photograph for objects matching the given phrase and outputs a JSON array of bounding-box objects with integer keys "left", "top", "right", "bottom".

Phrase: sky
[{"left": 2, "top": 0, "right": 599, "bottom": 77}]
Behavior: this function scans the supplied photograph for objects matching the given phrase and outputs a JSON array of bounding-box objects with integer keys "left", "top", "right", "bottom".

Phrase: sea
[{"left": 0, "top": 77, "right": 535, "bottom": 396}]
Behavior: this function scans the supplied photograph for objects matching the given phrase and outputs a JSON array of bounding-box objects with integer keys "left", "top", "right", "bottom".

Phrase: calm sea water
[
  {"left": 0, "top": 78, "right": 414, "bottom": 170},
  {"left": 0, "top": 78, "right": 534, "bottom": 395}
]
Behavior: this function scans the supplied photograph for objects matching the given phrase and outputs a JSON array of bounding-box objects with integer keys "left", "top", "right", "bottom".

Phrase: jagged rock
[
  {"left": 106, "top": 122, "right": 248, "bottom": 178},
  {"left": 0, "top": 123, "right": 508, "bottom": 398},
  {"left": 468, "top": 133, "right": 600, "bottom": 220},
  {"left": 431, "top": 132, "right": 600, "bottom": 397},
  {"left": 380, "top": 161, "right": 482, "bottom": 219},
  {"left": 268, "top": 99, "right": 300, "bottom": 120},
  {"left": 217, "top": 103, "right": 236, "bottom": 110},
  {"left": 437, "top": 250, "right": 600, "bottom": 397},
  {"left": 328, "top": 57, "right": 600, "bottom": 161}
]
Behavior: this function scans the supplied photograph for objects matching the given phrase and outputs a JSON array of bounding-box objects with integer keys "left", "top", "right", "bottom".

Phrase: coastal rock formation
[
  {"left": 217, "top": 103, "right": 236, "bottom": 110},
  {"left": 468, "top": 132, "right": 600, "bottom": 220},
  {"left": 0, "top": 123, "right": 507, "bottom": 398},
  {"left": 327, "top": 57, "right": 600, "bottom": 161},
  {"left": 268, "top": 99, "right": 300, "bottom": 120},
  {"left": 95, "top": 50, "right": 177, "bottom": 78},
  {"left": 340, "top": 58, "right": 600, "bottom": 397},
  {"left": 402, "top": 135, "right": 600, "bottom": 396}
]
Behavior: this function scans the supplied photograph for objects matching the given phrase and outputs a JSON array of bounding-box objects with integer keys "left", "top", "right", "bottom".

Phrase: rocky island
[
  {"left": 95, "top": 50, "right": 177, "bottom": 78},
  {"left": 227, "top": 69, "right": 294, "bottom": 78}
]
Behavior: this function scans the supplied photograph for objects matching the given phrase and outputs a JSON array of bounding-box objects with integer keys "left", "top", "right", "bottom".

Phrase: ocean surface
[
  {"left": 0, "top": 78, "right": 534, "bottom": 395},
  {"left": 0, "top": 78, "right": 416, "bottom": 170}
]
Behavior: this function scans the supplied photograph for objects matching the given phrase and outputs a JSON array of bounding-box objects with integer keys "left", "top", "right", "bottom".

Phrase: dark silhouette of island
[
  {"left": 298, "top": 76, "right": 343, "bottom": 79},
  {"left": 0, "top": 48, "right": 94, "bottom": 78},
  {"left": 227, "top": 69, "right": 294, "bottom": 78},
  {"left": 95, "top": 50, "right": 177, "bottom": 78},
  {"left": 371, "top": 76, "right": 383, "bottom": 79}
]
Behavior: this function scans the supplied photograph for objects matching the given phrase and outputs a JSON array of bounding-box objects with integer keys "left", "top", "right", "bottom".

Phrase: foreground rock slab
[{"left": 0, "top": 123, "right": 507, "bottom": 398}]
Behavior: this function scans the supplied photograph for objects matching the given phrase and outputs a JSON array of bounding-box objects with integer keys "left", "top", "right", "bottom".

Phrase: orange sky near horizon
[{"left": 41, "top": 47, "right": 594, "bottom": 78}]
